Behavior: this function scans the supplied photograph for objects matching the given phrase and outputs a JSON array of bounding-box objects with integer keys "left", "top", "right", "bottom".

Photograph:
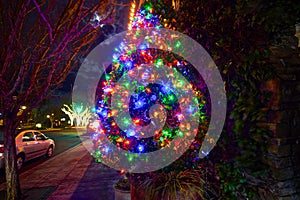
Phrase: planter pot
[{"left": 114, "top": 184, "right": 131, "bottom": 200}]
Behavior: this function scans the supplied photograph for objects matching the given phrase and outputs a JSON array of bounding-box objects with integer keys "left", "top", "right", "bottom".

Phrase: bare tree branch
[
  {"left": 32, "top": 0, "right": 53, "bottom": 41},
  {"left": 1, "top": 0, "right": 31, "bottom": 74}
]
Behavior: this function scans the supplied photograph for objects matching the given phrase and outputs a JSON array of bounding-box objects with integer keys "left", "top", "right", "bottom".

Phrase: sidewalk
[{"left": 0, "top": 143, "right": 122, "bottom": 200}]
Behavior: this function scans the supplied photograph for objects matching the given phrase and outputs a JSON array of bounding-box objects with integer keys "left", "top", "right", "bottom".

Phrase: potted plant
[
  {"left": 130, "top": 169, "right": 212, "bottom": 200},
  {"left": 114, "top": 175, "right": 131, "bottom": 200}
]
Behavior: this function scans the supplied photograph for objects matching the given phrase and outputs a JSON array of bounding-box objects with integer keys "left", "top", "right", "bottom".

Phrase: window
[
  {"left": 34, "top": 132, "right": 46, "bottom": 140},
  {"left": 22, "top": 132, "right": 35, "bottom": 142}
]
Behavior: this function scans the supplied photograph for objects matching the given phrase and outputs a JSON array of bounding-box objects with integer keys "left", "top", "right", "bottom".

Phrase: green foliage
[{"left": 139, "top": 170, "right": 208, "bottom": 200}]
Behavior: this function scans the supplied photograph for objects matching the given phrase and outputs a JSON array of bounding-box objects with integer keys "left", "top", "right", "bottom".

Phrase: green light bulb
[{"left": 175, "top": 41, "right": 181, "bottom": 48}]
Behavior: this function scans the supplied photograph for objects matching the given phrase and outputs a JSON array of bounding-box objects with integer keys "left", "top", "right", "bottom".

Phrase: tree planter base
[{"left": 114, "top": 185, "right": 131, "bottom": 200}]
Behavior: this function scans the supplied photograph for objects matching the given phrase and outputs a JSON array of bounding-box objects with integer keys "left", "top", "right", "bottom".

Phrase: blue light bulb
[{"left": 138, "top": 144, "right": 144, "bottom": 152}]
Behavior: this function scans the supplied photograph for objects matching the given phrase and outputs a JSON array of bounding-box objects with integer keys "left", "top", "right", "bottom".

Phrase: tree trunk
[
  {"left": 50, "top": 118, "right": 54, "bottom": 128},
  {"left": 70, "top": 118, "right": 74, "bottom": 126},
  {"left": 4, "top": 113, "right": 22, "bottom": 200}
]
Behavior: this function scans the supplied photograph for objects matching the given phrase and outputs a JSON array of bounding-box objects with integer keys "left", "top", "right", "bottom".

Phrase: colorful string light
[{"left": 91, "top": 2, "right": 210, "bottom": 168}]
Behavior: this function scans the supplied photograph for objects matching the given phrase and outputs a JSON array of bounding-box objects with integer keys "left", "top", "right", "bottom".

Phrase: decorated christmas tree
[{"left": 92, "top": 1, "right": 209, "bottom": 172}]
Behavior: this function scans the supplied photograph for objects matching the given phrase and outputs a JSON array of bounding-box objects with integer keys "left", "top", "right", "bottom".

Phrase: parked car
[{"left": 0, "top": 129, "right": 55, "bottom": 170}]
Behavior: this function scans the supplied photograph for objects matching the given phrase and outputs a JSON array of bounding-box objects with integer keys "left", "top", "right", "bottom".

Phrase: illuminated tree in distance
[{"left": 61, "top": 103, "right": 93, "bottom": 127}]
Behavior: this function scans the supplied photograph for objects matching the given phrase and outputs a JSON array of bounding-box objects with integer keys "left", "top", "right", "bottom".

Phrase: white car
[{"left": 0, "top": 129, "right": 55, "bottom": 170}]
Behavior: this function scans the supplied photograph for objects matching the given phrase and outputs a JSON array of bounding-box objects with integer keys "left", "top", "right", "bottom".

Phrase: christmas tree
[{"left": 92, "top": 1, "right": 209, "bottom": 174}]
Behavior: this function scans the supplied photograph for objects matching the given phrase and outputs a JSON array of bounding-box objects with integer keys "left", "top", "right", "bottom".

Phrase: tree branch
[{"left": 32, "top": 0, "right": 53, "bottom": 42}]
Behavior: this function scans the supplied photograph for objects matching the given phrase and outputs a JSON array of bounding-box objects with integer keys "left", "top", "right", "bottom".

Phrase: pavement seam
[{"left": 46, "top": 148, "right": 93, "bottom": 199}]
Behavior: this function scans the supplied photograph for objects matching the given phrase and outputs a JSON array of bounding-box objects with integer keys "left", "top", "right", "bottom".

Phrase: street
[{"left": 0, "top": 128, "right": 84, "bottom": 183}]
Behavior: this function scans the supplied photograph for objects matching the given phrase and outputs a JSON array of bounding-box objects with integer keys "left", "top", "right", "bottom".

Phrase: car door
[
  {"left": 33, "top": 131, "right": 48, "bottom": 156},
  {"left": 20, "top": 131, "right": 39, "bottom": 161}
]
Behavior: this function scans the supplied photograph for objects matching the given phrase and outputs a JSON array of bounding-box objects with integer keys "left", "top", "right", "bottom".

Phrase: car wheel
[
  {"left": 16, "top": 155, "right": 24, "bottom": 170},
  {"left": 46, "top": 146, "right": 53, "bottom": 157}
]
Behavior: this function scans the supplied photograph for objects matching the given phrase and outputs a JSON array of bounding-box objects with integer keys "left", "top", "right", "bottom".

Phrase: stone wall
[{"left": 261, "top": 24, "right": 300, "bottom": 199}]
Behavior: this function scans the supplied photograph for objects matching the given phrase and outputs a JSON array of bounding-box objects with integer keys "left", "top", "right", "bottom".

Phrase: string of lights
[{"left": 91, "top": 2, "right": 209, "bottom": 170}]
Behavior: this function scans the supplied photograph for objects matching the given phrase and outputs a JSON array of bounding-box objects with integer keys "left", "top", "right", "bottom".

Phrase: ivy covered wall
[{"left": 262, "top": 23, "right": 300, "bottom": 199}]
